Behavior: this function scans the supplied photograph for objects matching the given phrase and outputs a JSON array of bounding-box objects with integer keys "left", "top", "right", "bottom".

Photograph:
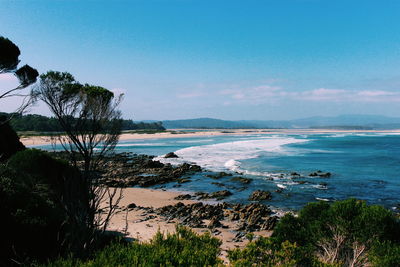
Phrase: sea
[{"left": 38, "top": 132, "right": 400, "bottom": 212}]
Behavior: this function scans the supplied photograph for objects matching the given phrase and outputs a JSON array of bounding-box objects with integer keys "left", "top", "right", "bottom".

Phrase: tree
[
  {"left": 33, "top": 71, "right": 124, "bottom": 241},
  {"left": 0, "top": 36, "right": 39, "bottom": 113},
  {"left": 0, "top": 36, "right": 37, "bottom": 161}
]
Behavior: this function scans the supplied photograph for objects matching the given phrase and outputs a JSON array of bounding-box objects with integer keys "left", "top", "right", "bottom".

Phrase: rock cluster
[
  {"left": 205, "top": 172, "right": 232, "bottom": 179},
  {"left": 156, "top": 202, "right": 226, "bottom": 228},
  {"left": 153, "top": 201, "right": 278, "bottom": 232},
  {"left": 99, "top": 153, "right": 202, "bottom": 187},
  {"left": 195, "top": 190, "right": 233, "bottom": 200},
  {"left": 164, "top": 152, "right": 179, "bottom": 158},
  {"left": 248, "top": 190, "right": 272, "bottom": 201},
  {"left": 227, "top": 203, "right": 277, "bottom": 231},
  {"left": 230, "top": 177, "right": 252, "bottom": 184},
  {"left": 309, "top": 170, "right": 331, "bottom": 178}
]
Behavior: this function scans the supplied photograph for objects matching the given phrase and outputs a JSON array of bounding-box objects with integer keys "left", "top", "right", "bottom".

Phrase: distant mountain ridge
[{"left": 162, "top": 115, "right": 400, "bottom": 129}]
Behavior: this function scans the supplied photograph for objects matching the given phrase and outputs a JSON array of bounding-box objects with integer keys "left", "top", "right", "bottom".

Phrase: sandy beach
[
  {"left": 106, "top": 187, "right": 272, "bottom": 261},
  {"left": 21, "top": 128, "right": 400, "bottom": 147}
]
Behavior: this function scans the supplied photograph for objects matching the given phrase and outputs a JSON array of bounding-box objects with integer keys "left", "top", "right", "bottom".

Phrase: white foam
[
  {"left": 176, "top": 139, "right": 215, "bottom": 143},
  {"left": 156, "top": 136, "right": 307, "bottom": 172},
  {"left": 116, "top": 143, "right": 166, "bottom": 147}
]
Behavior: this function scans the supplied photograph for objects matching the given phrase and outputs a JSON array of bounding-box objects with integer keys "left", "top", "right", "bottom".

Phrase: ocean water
[{"left": 38, "top": 132, "right": 400, "bottom": 211}]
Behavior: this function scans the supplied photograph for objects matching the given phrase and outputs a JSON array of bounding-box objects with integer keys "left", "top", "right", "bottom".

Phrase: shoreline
[
  {"left": 106, "top": 187, "right": 272, "bottom": 261},
  {"left": 21, "top": 128, "right": 400, "bottom": 147}
]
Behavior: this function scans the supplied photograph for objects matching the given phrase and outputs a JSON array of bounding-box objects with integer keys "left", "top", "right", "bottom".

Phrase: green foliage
[
  {"left": 0, "top": 36, "right": 20, "bottom": 71},
  {"left": 121, "top": 120, "right": 166, "bottom": 131},
  {"left": 1, "top": 112, "right": 165, "bottom": 132},
  {"left": 0, "top": 149, "right": 88, "bottom": 265},
  {"left": 369, "top": 241, "right": 400, "bottom": 267},
  {"left": 0, "top": 162, "right": 65, "bottom": 264},
  {"left": 0, "top": 115, "right": 25, "bottom": 161},
  {"left": 44, "top": 226, "right": 222, "bottom": 267},
  {"left": 272, "top": 199, "right": 400, "bottom": 266},
  {"left": 228, "top": 237, "right": 309, "bottom": 267}
]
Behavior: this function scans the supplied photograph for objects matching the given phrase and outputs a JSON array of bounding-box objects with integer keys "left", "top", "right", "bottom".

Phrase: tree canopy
[{"left": 0, "top": 36, "right": 39, "bottom": 112}]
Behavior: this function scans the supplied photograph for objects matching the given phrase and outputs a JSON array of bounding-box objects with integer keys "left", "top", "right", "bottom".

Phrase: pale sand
[
  {"left": 21, "top": 128, "right": 400, "bottom": 147},
  {"left": 105, "top": 187, "right": 271, "bottom": 262}
]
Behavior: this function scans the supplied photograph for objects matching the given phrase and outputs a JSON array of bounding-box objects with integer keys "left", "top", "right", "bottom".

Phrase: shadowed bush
[
  {"left": 0, "top": 149, "right": 88, "bottom": 265},
  {"left": 43, "top": 226, "right": 222, "bottom": 266}
]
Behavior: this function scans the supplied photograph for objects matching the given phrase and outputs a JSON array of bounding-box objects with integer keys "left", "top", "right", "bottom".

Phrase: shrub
[
  {"left": 369, "top": 241, "right": 400, "bottom": 267},
  {"left": 0, "top": 163, "right": 65, "bottom": 264},
  {"left": 44, "top": 226, "right": 223, "bottom": 266},
  {"left": 228, "top": 237, "right": 305, "bottom": 267},
  {"left": 0, "top": 149, "right": 88, "bottom": 265},
  {"left": 272, "top": 199, "right": 400, "bottom": 266}
]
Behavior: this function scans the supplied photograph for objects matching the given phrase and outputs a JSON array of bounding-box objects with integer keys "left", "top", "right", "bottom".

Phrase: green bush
[
  {"left": 272, "top": 199, "right": 400, "bottom": 266},
  {"left": 0, "top": 163, "right": 65, "bottom": 264},
  {"left": 44, "top": 226, "right": 222, "bottom": 266},
  {"left": 228, "top": 237, "right": 309, "bottom": 267},
  {"left": 369, "top": 241, "right": 400, "bottom": 267},
  {"left": 0, "top": 149, "right": 88, "bottom": 265}
]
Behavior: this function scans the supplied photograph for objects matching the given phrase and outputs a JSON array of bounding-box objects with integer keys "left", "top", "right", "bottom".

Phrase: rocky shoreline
[
  {"left": 95, "top": 152, "right": 334, "bottom": 235},
  {"left": 47, "top": 151, "right": 337, "bottom": 257}
]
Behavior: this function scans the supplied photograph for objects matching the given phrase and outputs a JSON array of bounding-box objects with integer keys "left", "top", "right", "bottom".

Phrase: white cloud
[
  {"left": 219, "top": 84, "right": 400, "bottom": 104},
  {"left": 220, "top": 85, "right": 282, "bottom": 103},
  {"left": 297, "top": 88, "right": 349, "bottom": 101}
]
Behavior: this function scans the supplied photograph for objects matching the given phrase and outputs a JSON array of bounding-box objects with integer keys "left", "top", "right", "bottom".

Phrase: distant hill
[
  {"left": 162, "top": 115, "right": 400, "bottom": 129},
  {"left": 162, "top": 118, "right": 255, "bottom": 129}
]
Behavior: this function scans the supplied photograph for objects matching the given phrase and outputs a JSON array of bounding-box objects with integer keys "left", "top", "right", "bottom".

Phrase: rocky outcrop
[
  {"left": 100, "top": 153, "right": 202, "bottom": 187},
  {"left": 249, "top": 190, "right": 272, "bottom": 201},
  {"left": 153, "top": 201, "right": 277, "bottom": 233},
  {"left": 164, "top": 152, "right": 179, "bottom": 158},
  {"left": 230, "top": 177, "right": 252, "bottom": 184},
  {"left": 309, "top": 170, "right": 331, "bottom": 178},
  {"left": 206, "top": 172, "right": 232, "bottom": 179},
  {"left": 195, "top": 190, "right": 233, "bottom": 200},
  {"left": 174, "top": 194, "right": 192, "bottom": 200}
]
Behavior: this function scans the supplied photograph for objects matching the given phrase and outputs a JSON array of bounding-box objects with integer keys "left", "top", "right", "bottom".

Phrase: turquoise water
[{"left": 38, "top": 132, "right": 400, "bottom": 211}]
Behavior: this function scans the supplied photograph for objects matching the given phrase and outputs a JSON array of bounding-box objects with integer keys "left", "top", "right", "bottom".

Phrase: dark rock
[
  {"left": 127, "top": 203, "right": 137, "bottom": 209},
  {"left": 164, "top": 152, "right": 179, "bottom": 158},
  {"left": 249, "top": 190, "right": 272, "bottom": 201},
  {"left": 142, "top": 159, "right": 164, "bottom": 168},
  {"left": 260, "top": 216, "right": 278, "bottom": 230},
  {"left": 207, "top": 217, "right": 223, "bottom": 229},
  {"left": 211, "top": 190, "right": 232, "bottom": 200},
  {"left": 309, "top": 171, "right": 331, "bottom": 178},
  {"left": 230, "top": 177, "right": 252, "bottom": 184},
  {"left": 177, "top": 178, "right": 191, "bottom": 183},
  {"left": 206, "top": 172, "right": 232, "bottom": 179},
  {"left": 319, "top": 172, "right": 331, "bottom": 178},
  {"left": 195, "top": 190, "right": 232, "bottom": 200},
  {"left": 174, "top": 194, "right": 192, "bottom": 200}
]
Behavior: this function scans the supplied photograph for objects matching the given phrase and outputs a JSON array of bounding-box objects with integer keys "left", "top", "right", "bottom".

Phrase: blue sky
[{"left": 1, "top": 0, "right": 400, "bottom": 120}]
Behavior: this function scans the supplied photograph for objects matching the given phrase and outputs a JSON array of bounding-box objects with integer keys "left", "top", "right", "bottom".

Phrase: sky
[{"left": 1, "top": 0, "right": 400, "bottom": 121}]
